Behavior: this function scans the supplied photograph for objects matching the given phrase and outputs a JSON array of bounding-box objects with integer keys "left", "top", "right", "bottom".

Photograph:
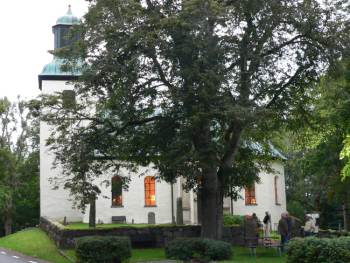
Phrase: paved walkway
[{"left": 0, "top": 248, "right": 50, "bottom": 263}]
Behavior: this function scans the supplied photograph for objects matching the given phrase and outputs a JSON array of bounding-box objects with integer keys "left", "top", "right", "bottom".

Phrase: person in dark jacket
[
  {"left": 263, "top": 211, "right": 271, "bottom": 239},
  {"left": 278, "top": 213, "right": 289, "bottom": 252}
]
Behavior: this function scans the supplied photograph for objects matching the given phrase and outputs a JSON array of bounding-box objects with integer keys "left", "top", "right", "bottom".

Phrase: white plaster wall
[
  {"left": 40, "top": 80, "right": 84, "bottom": 222},
  {"left": 229, "top": 161, "right": 287, "bottom": 230},
  {"left": 83, "top": 166, "right": 174, "bottom": 224}
]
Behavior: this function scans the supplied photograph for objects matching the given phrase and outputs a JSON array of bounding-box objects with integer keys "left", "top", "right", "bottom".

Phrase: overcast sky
[{"left": 0, "top": 1, "right": 88, "bottom": 101}]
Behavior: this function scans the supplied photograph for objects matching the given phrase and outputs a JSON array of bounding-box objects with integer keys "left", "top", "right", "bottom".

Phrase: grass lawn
[
  {"left": 63, "top": 222, "right": 176, "bottom": 230},
  {"left": 0, "top": 228, "right": 70, "bottom": 263}
]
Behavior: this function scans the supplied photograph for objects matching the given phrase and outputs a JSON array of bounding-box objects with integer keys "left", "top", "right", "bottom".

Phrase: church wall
[
  {"left": 229, "top": 161, "right": 287, "bottom": 230},
  {"left": 40, "top": 80, "right": 84, "bottom": 222},
  {"left": 40, "top": 80, "right": 287, "bottom": 226},
  {"left": 83, "top": 166, "right": 174, "bottom": 224}
]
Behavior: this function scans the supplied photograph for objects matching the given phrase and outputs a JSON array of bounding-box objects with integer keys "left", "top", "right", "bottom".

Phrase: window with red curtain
[
  {"left": 274, "top": 176, "right": 280, "bottom": 205},
  {"left": 112, "top": 176, "right": 123, "bottom": 206},
  {"left": 145, "top": 176, "right": 156, "bottom": 206},
  {"left": 245, "top": 185, "right": 257, "bottom": 205}
]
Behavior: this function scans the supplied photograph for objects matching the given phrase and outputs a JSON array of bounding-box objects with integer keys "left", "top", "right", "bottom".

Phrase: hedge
[
  {"left": 76, "top": 236, "right": 131, "bottom": 263},
  {"left": 165, "top": 238, "right": 232, "bottom": 261},
  {"left": 287, "top": 237, "right": 350, "bottom": 263},
  {"left": 223, "top": 214, "right": 244, "bottom": 226}
]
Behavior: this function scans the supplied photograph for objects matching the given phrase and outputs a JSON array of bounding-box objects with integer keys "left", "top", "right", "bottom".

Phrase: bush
[
  {"left": 223, "top": 214, "right": 244, "bottom": 226},
  {"left": 287, "top": 237, "right": 350, "bottom": 263},
  {"left": 75, "top": 236, "right": 131, "bottom": 263},
  {"left": 165, "top": 238, "right": 232, "bottom": 261}
]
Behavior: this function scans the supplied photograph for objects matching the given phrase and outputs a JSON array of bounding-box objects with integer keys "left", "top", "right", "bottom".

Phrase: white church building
[{"left": 39, "top": 7, "right": 287, "bottom": 229}]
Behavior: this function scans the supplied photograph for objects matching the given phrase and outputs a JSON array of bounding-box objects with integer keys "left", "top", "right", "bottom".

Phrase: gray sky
[{"left": 0, "top": 1, "right": 88, "bottom": 101}]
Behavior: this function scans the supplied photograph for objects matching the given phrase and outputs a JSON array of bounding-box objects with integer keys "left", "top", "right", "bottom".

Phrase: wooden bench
[
  {"left": 244, "top": 237, "right": 282, "bottom": 257},
  {"left": 112, "top": 216, "right": 126, "bottom": 224},
  {"left": 263, "top": 238, "right": 282, "bottom": 256}
]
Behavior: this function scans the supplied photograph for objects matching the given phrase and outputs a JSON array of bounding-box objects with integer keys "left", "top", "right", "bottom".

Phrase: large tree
[{"left": 48, "top": 0, "right": 349, "bottom": 238}]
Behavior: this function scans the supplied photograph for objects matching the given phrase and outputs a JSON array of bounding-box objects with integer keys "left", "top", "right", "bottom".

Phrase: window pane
[
  {"left": 145, "top": 176, "right": 156, "bottom": 206},
  {"left": 245, "top": 184, "right": 256, "bottom": 205},
  {"left": 112, "top": 176, "right": 123, "bottom": 206}
]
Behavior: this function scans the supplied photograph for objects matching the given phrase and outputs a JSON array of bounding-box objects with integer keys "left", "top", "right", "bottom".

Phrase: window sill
[
  {"left": 111, "top": 205, "right": 124, "bottom": 208},
  {"left": 275, "top": 203, "right": 281, "bottom": 206},
  {"left": 144, "top": 205, "right": 157, "bottom": 208},
  {"left": 245, "top": 204, "right": 258, "bottom": 206}
]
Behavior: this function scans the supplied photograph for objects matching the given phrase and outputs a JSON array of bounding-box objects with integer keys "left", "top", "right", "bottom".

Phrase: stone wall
[{"left": 40, "top": 217, "right": 245, "bottom": 249}]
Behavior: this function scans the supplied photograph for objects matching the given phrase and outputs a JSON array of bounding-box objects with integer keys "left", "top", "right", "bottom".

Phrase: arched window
[
  {"left": 145, "top": 176, "right": 156, "bottom": 207},
  {"left": 112, "top": 176, "right": 123, "bottom": 207},
  {"left": 245, "top": 184, "right": 257, "bottom": 205},
  {"left": 274, "top": 176, "right": 280, "bottom": 205}
]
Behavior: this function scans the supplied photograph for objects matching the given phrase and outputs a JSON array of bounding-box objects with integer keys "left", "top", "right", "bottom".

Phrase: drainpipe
[{"left": 171, "top": 182, "right": 175, "bottom": 224}]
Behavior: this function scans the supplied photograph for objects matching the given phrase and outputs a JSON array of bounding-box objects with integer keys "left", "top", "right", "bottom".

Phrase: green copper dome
[
  {"left": 56, "top": 5, "right": 80, "bottom": 25},
  {"left": 40, "top": 58, "right": 82, "bottom": 76}
]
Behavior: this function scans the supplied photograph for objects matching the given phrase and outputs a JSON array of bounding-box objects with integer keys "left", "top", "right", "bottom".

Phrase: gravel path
[{"left": 0, "top": 248, "right": 50, "bottom": 263}]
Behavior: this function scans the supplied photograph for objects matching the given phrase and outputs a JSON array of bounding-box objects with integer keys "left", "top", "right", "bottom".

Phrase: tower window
[
  {"left": 245, "top": 184, "right": 257, "bottom": 205},
  {"left": 145, "top": 176, "right": 156, "bottom": 207},
  {"left": 112, "top": 176, "right": 123, "bottom": 207},
  {"left": 62, "top": 90, "right": 76, "bottom": 109}
]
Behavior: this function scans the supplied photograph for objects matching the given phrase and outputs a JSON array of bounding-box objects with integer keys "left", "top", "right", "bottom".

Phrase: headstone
[{"left": 148, "top": 212, "right": 156, "bottom": 224}]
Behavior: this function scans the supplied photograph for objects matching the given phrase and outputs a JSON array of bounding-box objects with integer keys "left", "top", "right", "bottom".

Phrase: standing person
[
  {"left": 278, "top": 213, "right": 289, "bottom": 252},
  {"left": 263, "top": 211, "right": 271, "bottom": 239},
  {"left": 304, "top": 216, "right": 316, "bottom": 237}
]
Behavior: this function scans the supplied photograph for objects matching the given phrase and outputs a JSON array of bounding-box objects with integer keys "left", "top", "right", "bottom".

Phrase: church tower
[
  {"left": 39, "top": 5, "right": 81, "bottom": 90},
  {"left": 39, "top": 6, "right": 84, "bottom": 222}
]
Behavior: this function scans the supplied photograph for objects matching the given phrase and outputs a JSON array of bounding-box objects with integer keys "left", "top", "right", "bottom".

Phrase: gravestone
[{"left": 148, "top": 212, "right": 156, "bottom": 224}]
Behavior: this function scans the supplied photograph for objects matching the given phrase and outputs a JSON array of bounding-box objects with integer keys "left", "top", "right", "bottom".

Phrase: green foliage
[
  {"left": 44, "top": 0, "right": 350, "bottom": 238},
  {"left": 75, "top": 236, "right": 132, "bottom": 263},
  {"left": 165, "top": 238, "right": 232, "bottom": 261},
  {"left": 287, "top": 201, "right": 305, "bottom": 224},
  {"left": 223, "top": 214, "right": 244, "bottom": 226},
  {"left": 0, "top": 97, "right": 39, "bottom": 235},
  {"left": 278, "top": 59, "right": 350, "bottom": 230},
  {"left": 287, "top": 237, "right": 350, "bottom": 263}
]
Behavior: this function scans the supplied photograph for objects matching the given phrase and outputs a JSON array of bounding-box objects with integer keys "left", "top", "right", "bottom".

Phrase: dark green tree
[
  {"left": 47, "top": 0, "right": 349, "bottom": 238},
  {"left": 279, "top": 60, "right": 350, "bottom": 230},
  {"left": 0, "top": 97, "right": 39, "bottom": 235}
]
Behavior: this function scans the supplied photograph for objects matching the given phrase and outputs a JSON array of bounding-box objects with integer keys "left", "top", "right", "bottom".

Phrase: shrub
[
  {"left": 75, "top": 236, "right": 131, "bottom": 263},
  {"left": 165, "top": 238, "right": 232, "bottom": 262},
  {"left": 202, "top": 239, "right": 233, "bottom": 260},
  {"left": 287, "top": 237, "right": 350, "bottom": 263},
  {"left": 223, "top": 214, "right": 244, "bottom": 226}
]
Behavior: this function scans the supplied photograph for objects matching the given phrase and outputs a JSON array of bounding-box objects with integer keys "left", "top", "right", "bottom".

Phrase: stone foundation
[{"left": 40, "top": 217, "right": 245, "bottom": 249}]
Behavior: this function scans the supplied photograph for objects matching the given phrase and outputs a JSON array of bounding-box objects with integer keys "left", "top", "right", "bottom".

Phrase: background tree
[
  {"left": 47, "top": 0, "right": 349, "bottom": 239},
  {"left": 0, "top": 97, "right": 39, "bottom": 235},
  {"left": 275, "top": 60, "right": 350, "bottom": 230}
]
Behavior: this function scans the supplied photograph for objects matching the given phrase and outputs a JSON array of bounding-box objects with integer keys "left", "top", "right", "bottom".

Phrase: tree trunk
[
  {"left": 4, "top": 196, "right": 13, "bottom": 236},
  {"left": 4, "top": 215, "right": 12, "bottom": 236},
  {"left": 343, "top": 204, "right": 347, "bottom": 231},
  {"left": 89, "top": 196, "right": 96, "bottom": 228},
  {"left": 200, "top": 165, "right": 223, "bottom": 239}
]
